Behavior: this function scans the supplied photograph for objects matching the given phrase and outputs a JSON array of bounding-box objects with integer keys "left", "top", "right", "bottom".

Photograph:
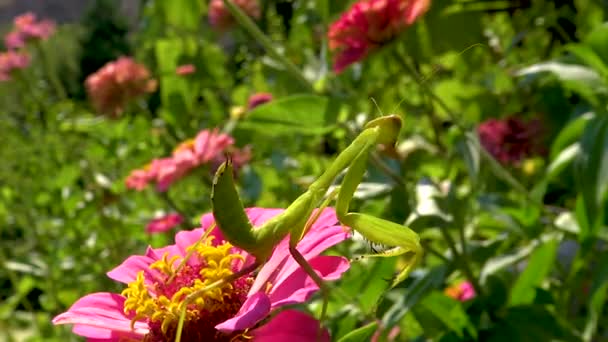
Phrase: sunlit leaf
[
  {"left": 509, "top": 238, "right": 558, "bottom": 306},
  {"left": 237, "top": 94, "right": 336, "bottom": 136}
]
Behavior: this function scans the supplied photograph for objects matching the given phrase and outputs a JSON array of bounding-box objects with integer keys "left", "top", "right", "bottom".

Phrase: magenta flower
[
  {"left": 4, "top": 12, "right": 55, "bottom": 49},
  {"left": 53, "top": 207, "right": 349, "bottom": 341},
  {"left": 328, "top": 0, "right": 430, "bottom": 73},
  {"left": 444, "top": 281, "right": 476, "bottom": 302},
  {"left": 209, "top": 0, "right": 261, "bottom": 31},
  {"left": 146, "top": 213, "right": 184, "bottom": 234},
  {"left": 477, "top": 116, "right": 545, "bottom": 165},
  {"left": 247, "top": 92, "right": 273, "bottom": 110}
]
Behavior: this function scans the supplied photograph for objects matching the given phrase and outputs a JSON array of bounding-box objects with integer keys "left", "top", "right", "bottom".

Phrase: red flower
[
  {"left": 477, "top": 116, "right": 546, "bottom": 165},
  {"left": 4, "top": 12, "right": 55, "bottom": 49},
  {"left": 209, "top": 0, "right": 261, "bottom": 30},
  {"left": 85, "top": 57, "right": 157, "bottom": 116},
  {"left": 328, "top": 0, "right": 430, "bottom": 73}
]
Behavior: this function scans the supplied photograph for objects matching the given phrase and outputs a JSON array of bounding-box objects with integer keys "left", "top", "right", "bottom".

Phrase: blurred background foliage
[{"left": 2, "top": 0, "right": 608, "bottom": 341}]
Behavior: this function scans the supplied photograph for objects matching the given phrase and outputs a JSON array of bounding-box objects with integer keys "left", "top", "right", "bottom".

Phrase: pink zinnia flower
[
  {"left": 247, "top": 92, "right": 273, "bottom": 110},
  {"left": 192, "top": 129, "right": 235, "bottom": 164},
  {"left": 85, "top": 57, "right": 157, "bottom": 116},
  {"left": 146, "top": 213, "right": 184, "bottom": 234},
  {"left": 328, "top": 0, "right": 430, "bottom": 73},
  {"left": 144, "top": 156, "right": 191, "bottom": 193},
  {"left": 209, "top": 0, "right": 261, "bottom": 30},
  {"left": 477, "top": 116, "right": 546, "bottom": 165},
  {"left": 53, "top": 207, "right": 349, "bottom": 341},
  {"left": 0, "top": 50, "right": 30, "bottom": 81},
  {"left": 125, "top": 168, "right": 154, "bottom": 191},
  {"left": 4, "top": 12, "right": 55, "bottom": 49},
  {"left": 445, "top": 281, "right": 476, "bottom": 302},
  {"left": 126, "top": 129, "right": 251, "bottom": 192},
  {"left": 176, "top": 64, "right": 196, "bottom": 76}
]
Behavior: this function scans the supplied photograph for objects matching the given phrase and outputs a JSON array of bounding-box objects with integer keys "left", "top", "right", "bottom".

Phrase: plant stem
[
  {"left": 221, "top": 0, "right": 313, "bottom": 91},
  {"left": 437, "top": 224, "right": 483, "bottom": 296},
  {"left": 393, "top": 49, "right": 486, "bottom": 294},
  {"left": 36, "top": 42, "right": 67, "bottom": 100}
]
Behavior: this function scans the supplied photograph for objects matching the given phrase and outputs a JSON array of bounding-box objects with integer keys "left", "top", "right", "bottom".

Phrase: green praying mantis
[{"left": 175, "top": 115, "right": 423, "bottom": 342}]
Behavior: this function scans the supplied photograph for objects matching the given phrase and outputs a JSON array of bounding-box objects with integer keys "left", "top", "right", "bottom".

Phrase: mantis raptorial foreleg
[{"left": 197, "top": 115, "right": 422, "bottom": 340}]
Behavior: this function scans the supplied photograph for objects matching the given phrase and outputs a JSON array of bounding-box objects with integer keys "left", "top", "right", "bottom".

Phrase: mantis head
[{"left": 364, "top": 114, "right": 402, "bottom": 146}]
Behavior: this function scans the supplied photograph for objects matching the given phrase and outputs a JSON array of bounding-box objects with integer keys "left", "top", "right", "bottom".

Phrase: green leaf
[
  {"left": 155, "top": 38, "right": 198, "bottom": 117},
  {"left": 237, "top": 95, "right": 335, "bottom": 136},
  {"left": 565, "top": 44, "right": 608, "bottom": 78},
  {"left": 337, "top": 321, "right": 379, "bottom": 342},
  {"left": 0, "top": 276, "right": 35, "bottom": 319},
  {"left": 583, "top": 252, "right": 608, "bottom": 341},
  {"left": 432, "top": 79, "right": 486, "bottom": 121},
  {"left": 575, "top": 114, "right": 608, "bottom": 239},
  {"left": 509, "top": 238, "right": 558, "bottom": 306},
  {"left": 546, "top": 143, "right": 580, "bottom": 181},
  {"left": 476, "top": 135, "right": 530, "bottom": 199},
  {"left": 516, "top": 61, "right": 603, "bottom": 85},
  {"left": 484, "top": 305, "right": 579, "bottom": 342},
  {"left": 419, "top": 291, "right": 476, "bottom": 338},
  {"left": 516, "top": 62, "right": 607, "bottom": 105},
  {"left": 381, "top": 265, "right": 447, "bottom": 327},
  {"left": 584, "top": 22, "right": 608, "bottom": 65},
  {"left": 337, "top": 258, "right": 397, "bottom": 314},
  {"left": 456, "top": 132, "right": 480, "bottom": 185},
  {"left": 550, "top": 111, "right": 595, "bottom": 159},
  {"left": 480, "top": 241, "right": 537, "bottom": 284},
  {"left": 52, "top": 165, "right": 80, "bottom": 189},
  {"left": 161, "top": 0, "right": 201, "bottom": 31}
]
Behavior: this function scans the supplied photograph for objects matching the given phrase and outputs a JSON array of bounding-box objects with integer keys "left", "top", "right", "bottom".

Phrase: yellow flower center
[
  {"left": 121, "top": 236, "right": 254, "bottom": 341},
  {"left": 173, "top": 139, "right": 196, "bottom": 154}
]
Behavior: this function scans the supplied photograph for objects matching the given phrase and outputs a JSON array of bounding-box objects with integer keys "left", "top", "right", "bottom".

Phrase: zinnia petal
[
  {"left": 252, "top": 310, "right": 330, "bottom": 342},
  {"left": 250, "top": 208, "right": 349, "bottom": 293},
  {"left": 52, "top": 293, "right": 148, "bottom": 338},
  {"left": 268, "top": 255, "right": 350, "bottom": 307},
  {"left": 214, "top": 292, "right": 271, "bottom": 332},
  {"left": 107, "top": 245, "right": 181, "bottom": 285}
]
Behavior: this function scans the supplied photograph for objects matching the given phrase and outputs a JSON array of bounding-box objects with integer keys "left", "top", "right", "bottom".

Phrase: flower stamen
[{"left": 121, "top": 233, "right": 252, "bottom": 341}]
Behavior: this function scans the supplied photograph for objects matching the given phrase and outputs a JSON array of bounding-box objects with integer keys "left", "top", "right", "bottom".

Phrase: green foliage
[{"left": 2, "top": 0, "right": 608, "bottom": 341}]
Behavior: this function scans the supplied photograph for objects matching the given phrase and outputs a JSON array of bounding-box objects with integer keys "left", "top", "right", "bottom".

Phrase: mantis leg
[
  {"left": 285, "top": 187, "right": 340, "bottom": 339},
  {"left": 288, "top": 245, "right": 330, "bottom": 341},
  {"left": 335, "top": 134, "right": 423, "bottom": 288}
]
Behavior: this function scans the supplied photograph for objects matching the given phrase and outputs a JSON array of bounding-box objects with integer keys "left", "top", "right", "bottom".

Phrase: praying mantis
[{"left": 176, "top": 115, "right": 423, "bottom": 341}]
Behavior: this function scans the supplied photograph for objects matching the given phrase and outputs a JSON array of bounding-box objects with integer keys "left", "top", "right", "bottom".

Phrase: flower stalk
[{"left": 221, "top": 0, "right": 312, "bottom": 91}]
